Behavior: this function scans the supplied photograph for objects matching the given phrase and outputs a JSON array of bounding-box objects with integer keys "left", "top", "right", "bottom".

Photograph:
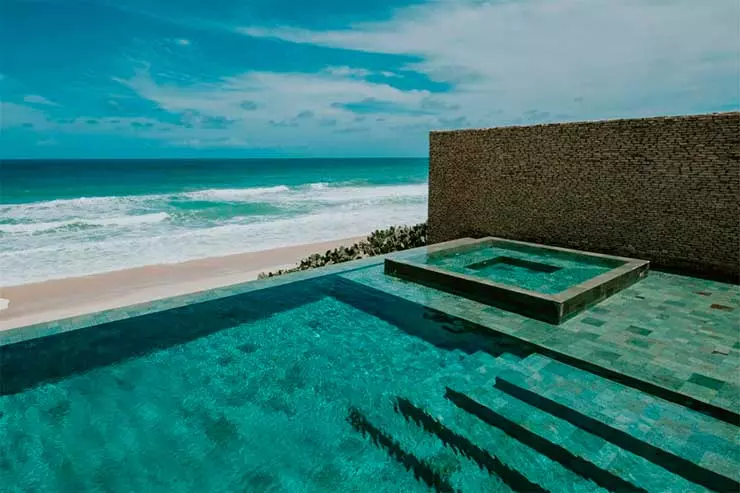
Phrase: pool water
[
  {"left": 423, "top": 245, "right": 614, "bottom": 294},
  {"left": 0, "top": 270, "right": 733, "bottom": 492},
  {"left": 0, "top": 278, "right": 551, "bottom": 492}
]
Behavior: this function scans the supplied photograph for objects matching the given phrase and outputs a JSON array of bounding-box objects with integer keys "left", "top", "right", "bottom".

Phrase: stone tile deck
[{"left": 340, "top": 266, "right": 740, "bottom": 422}]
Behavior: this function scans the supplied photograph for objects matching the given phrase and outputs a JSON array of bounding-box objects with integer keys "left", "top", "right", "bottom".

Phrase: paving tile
[
  {"left": 592, "top": 350, "right": 621, "bottom": 362},
  {"left": 680, "top": 381, "right": 719, "bottom": 402},
  {"left": 700, "top": 452, "right": 740, "bottom": 480},
  {"left": 626, "top": 325, "right": 652, "bottom": 336},
  {"left": 581, "top": 317, "right": 606, "bottom": 327},
  {"left": 688, "top": 373, "right": 726, "bottom": 391},
  {"left": 664, "top": 299, "right": 688, "bottom": 307},
  {"left": 625, "top": 337, "right": 651, "bottom": 350},
  {"left": 341, "top": 264, "right": 740, "bottom": 417}
]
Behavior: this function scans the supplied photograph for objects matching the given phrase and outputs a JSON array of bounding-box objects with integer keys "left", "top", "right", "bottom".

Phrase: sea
[{"left": 0, "top": 158, "right": 429, "bottom": 286}]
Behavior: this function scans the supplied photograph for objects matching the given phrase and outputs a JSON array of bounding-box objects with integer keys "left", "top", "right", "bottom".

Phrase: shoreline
[{"left": 0, "top": 236, "right": 366, "bottom": 331}]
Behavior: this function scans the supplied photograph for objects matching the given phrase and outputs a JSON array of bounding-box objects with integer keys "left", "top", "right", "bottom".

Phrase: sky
[{"left": 1, "top": 0, "right": 738, "bottom": 159}]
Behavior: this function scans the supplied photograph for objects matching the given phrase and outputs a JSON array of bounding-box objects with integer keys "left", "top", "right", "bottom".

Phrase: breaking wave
[{"left": 0, "top": 180, "right": 428, "bottom": 285}]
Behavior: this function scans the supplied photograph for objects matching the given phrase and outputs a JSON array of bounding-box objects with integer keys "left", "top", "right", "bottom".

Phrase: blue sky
[{"left": 1, "top": 0, "right": 738, "bottom": 158}]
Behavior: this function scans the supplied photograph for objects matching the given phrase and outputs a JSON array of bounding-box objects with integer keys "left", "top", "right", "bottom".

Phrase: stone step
[
  {"left": 415, "top": 350, "right": 515, "bottom": 393},
  {"left": 391, "top": 389, "right": 607, "bottom": 493},
  {"left": 447, "top": 385, "right": 708, "bottom": 493},
  {"left": 495, "top": 354, "right": 739, "bottom": 492},
  {"left": 346, "top": 404, "right": 462, "bottom": 493},
  {"left": 392, "top": 394, "right": 548, "bottom": 492},
  {"left": 353, "top": 392, "right": 524, "bottom": 492}
]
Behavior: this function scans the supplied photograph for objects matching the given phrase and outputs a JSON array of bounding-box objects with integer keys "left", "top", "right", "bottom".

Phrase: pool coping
[{"left": 384, "top": 237, "right": 650, "bottom": 324}]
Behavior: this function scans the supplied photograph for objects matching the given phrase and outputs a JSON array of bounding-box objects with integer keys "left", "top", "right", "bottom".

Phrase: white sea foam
[
  {"left": 0, "top": 181, "right": 428, "bottom": 286},
  {"left": 0, "top": 212, "right": 170, "bottom": 234},
  {"left": 181, "top": 185, "right": 291, "bottom": 201},
  {"left": 1, "top": 182, "right": 423, "bottom": 214},
  {"left": 301, "top": 184, "right": 428, "bottom": 203}
]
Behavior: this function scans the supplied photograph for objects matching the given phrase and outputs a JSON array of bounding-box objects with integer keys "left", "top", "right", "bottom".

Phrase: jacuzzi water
[{"left": 422, "top": 243, "right": 615, "bottom": 294}]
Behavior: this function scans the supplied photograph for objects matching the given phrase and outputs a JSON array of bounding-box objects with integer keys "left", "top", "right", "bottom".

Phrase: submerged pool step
[
  {"left": 347, "top": 406, "right": 461, "bottom": 493},
  {"left": 445, "top": 385, "right": 708, "bottom": 493},
  {"left": 393, "top": 396, "right": 547, "bottom": 493},
  {"left": 349, "top": 394, "right": 518, "bottom": 492},
  {"left": 495, "top": 354, "right": 740, "bottom": 492},
  {"left": 392, "top": 389, "right": 614, "bottom": 493}
]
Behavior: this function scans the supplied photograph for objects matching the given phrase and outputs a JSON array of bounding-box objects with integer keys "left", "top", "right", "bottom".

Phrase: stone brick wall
[{"left": 428, "top": 112, "right": 740, "bottom": 280}]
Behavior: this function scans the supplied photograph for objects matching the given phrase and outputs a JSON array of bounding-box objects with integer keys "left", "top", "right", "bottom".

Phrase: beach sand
[{"left": 0, "top": 236, "right": 366, "bottom": 331}]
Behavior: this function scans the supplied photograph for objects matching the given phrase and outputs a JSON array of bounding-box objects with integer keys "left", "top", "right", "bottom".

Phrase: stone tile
[
  {"left": 581, "top": 317, "right": 606, "bottom": 327},
  {"left": 591, "top": 350, "right": 621, "bottom": 363},
  {"left": 679, "top": 382, "right": 719, "bottom": 402},
  {"left": 664, "top": 299, "right": 688, "bottom": 307},
  {"left": 688, "top": 373, "right": 726, "bottom": 391},
  {"left": 626, "top": 337, "right": 651, "bottom": 350},
  {"left": 700, "top": 452, "right": 740, "bottom": 480},
  {"left": 626, "top": 325, "right": 652, "bottom": 336},
  {"left": 340, "top": 264, "right": 740, "bottom": 417}
]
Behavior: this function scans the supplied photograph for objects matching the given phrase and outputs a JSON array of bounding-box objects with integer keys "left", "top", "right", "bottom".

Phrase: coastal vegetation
[{"left": 258, "top": 222, "right": 427, "bottom": 279}]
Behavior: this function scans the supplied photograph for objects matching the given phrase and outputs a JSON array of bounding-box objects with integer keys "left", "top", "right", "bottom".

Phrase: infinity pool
[{"left": 0, "top": 250, "right": 737, "bottom": 493}]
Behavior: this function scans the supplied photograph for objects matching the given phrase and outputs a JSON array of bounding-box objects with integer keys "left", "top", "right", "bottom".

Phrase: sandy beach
[{"left": 0, "top": 236, "right": 365, "bottom": 331}]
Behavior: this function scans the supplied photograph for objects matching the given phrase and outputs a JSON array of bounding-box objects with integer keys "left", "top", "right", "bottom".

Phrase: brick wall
[{"left": 428, "top": 112, "right": 740, "bottom": 280}]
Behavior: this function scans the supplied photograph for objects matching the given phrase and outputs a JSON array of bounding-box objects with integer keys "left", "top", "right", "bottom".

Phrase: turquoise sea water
[{"left": 0, "top": 158, "right": 428, "bottom": 285}]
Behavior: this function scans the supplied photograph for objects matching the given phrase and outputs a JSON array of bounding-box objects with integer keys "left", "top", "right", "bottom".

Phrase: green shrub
[{"left": 257, "top": 222, "right": 427, "bottom": 279}]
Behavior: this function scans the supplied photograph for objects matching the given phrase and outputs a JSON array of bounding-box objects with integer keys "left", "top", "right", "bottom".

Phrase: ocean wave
[
  {"left": 293, "top": 184, "right": 429, "bottom": 204},
  {"left": 0, "top": 203, "right": 428, "bottom": 286},
  {"left": 1, "top": 182, "right": 428, "bottom": 222},
  {"left": 0, "top": 179, "right": 429, "bottom": 286},
  {"left": 0, "top": 212, "right": 169, "bottom": 234},
  {"left": 180, "top": 185, "right": 291, "bottom": 201}
]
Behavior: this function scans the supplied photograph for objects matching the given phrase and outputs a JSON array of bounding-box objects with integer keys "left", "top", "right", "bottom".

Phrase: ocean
[{"left": 0, "top": 158, "right": 429, "bottom": 286}]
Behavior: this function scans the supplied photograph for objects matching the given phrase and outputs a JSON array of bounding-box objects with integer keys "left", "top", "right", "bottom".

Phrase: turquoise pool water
[
  {"left": 0, "top": 267, "right": 735, "bottom": 492},
  {"left": 422, "top": 244, "right": 615, "bottom": 294}
]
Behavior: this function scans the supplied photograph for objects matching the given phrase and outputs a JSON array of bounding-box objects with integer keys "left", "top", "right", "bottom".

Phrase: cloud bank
[{"left": 2, "top": 0, "right": 738, "bottom": 157}]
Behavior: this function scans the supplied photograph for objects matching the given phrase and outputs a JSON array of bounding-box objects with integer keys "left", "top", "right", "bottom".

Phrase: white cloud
[
  {"left": 174, "top": 38, "right": 191, "bottom": 46},
  {"left": 240, "top": 0, "right": 739, "bottom": 123},
  {"left": 0, "top": 101, "right": 198, "bottom": 145},
  {"left": 112, "top": 64, "right": 447, "bottom": 152},
  {"left": 23, "top": 95, "right": 60, "bottom": 106},
  {"left": 1, "top": 102, "right": 50, "bottom": 128},
  {"left": 36, "top": 138, "right": 58, "bottom": 147},
  {"left": 25, "top": 0, "right": 733, "bottom": 155},
  {"left": 323, "top": 66, "right": 373, "bottom": 78}
]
